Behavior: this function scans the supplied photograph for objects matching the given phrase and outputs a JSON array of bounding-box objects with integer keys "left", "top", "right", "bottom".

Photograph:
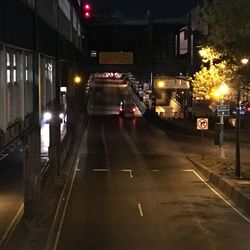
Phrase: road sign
[
  {"left": 217, "top": 104, "right": 230, "bottom": 117},
  {"left": 197, "top": 118, "right": 208, "bottom": 130},
  {"left": 99, "top": 52, "right": 133, "bottom": 64}
]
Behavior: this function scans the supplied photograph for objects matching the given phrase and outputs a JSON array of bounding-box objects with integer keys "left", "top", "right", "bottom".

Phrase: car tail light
[
  {"left": 247, "top": 107, "right": 250, "bottom": 112},
  {"left": 132, "top": 108, "right": 136, "bottom": 112},
  {"left": 120, "top": 107, "right": 123, "bottom": 111}
]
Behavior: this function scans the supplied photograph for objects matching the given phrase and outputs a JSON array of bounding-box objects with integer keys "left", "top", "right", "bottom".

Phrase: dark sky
[{"left": 94, "top": 0, "right": 201, "bottom": 18}]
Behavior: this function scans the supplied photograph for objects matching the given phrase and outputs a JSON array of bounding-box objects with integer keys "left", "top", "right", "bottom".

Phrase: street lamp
[
  {"left": 74, "top": 75, "right": 82, "bottom": 84},
  {"left": 235, "top": 58, "right": 248, "bottom": 178}
]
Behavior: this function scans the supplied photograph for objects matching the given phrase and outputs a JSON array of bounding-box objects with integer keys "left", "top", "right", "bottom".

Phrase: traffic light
[{"left": 83, "top": 2, "right": 92, "bottom": 19}]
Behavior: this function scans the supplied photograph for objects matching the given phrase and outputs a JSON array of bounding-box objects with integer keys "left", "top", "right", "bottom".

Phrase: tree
[
  {"left": 202, "top": 0, "right": 250, "bottom": 58},
  {"left": 191, "top": 46, "right": 237, "bottom": 100}
]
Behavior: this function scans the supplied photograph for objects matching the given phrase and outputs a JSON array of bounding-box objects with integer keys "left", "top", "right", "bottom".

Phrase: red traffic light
[
  {"left": 84, "top": 12, "right": 91, "bottom": 19},
  {"left": 83, "top": 3, "right": 91, "bottom": 11},
  {"left": 83, "top": 2, "right": 92, "bottom": 19}
]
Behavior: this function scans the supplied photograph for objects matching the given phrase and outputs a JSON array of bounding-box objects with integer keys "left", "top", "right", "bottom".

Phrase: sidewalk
[
  {"left": 147, "top": 112, "right": 250, "bottom": 143},
  {"left": 187, "top": 154, "right": 250, "bottom": 218},
  {"left": 144, "top": 112, "right": 250, "bottom": 217}
]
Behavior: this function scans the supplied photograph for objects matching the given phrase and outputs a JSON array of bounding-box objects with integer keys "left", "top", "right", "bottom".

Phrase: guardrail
[{"left": 128, "top": 86, "right": 147, "bottom": 114}]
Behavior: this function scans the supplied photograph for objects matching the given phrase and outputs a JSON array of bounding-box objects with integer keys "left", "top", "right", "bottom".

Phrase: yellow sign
[{"left": 99, "top": 52, "right": 133, "bottom": 65}]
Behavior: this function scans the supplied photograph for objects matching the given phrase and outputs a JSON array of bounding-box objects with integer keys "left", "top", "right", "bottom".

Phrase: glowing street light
[
  {"left": 219, "top": 83, "right": 229, "bottom": 95},
  {"left": 157, "top": 80, "right": 165, "bottom": 88},
  {"left": 74, "top": 75, "right": 82, "bottom": 84},
  {"left": 241, "top": 58, "right": 248, "bottom": 65}
]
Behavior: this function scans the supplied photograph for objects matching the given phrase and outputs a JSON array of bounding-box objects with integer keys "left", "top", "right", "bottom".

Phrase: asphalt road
[{"left": 55, "top": 80, "right": 250, "bottom": 250}]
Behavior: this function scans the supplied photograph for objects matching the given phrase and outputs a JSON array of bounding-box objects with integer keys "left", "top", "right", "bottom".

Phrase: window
[
  {"left": 43, "top": 57, "right": 55, "bottom": 106},
  {"left": 24, "top": 53, "right": 33, "bottom": 114},
  {"left": 6, "top": 53, "right": 10, "bottom": 66},
  {"left": 6, "top": 50, "right": 20, "bottom": 123},
  {"left": 7, "top": 69, "right": 11, "bottom": 83},
  {"left": 13, "top": 69, "right": 17, "bottom": 82},
  {"left": 13, "top": 54, "right": 16, "bottom": 66}
]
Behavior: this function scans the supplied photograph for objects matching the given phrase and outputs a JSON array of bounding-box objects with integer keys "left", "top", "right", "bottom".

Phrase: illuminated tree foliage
[
  {"left": 202, "top": 0, "right": 250, "bottom": 57},
  {"left": 191, "top": 47, "right": 237, "bottom": 100}
]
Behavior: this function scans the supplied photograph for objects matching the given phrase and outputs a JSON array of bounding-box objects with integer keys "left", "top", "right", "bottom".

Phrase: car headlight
[
  {"left": 44, "top": 112, "right": 52, "bottom": 121},
  {"left": 59, "top": 113, "right": 64, "bottom": 119}
]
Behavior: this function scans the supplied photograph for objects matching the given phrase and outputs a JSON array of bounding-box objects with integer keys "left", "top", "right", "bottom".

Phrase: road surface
[{"left": 54, "top": 80, "right": 250, "bottom": 250}]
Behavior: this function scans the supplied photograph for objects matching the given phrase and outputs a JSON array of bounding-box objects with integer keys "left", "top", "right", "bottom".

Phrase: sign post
[
  {"left": 197, "top": 118, "right": 208, "bottom": 160},
  {"left": 217, "top": 104, "right": 230, "bottom": 159}
]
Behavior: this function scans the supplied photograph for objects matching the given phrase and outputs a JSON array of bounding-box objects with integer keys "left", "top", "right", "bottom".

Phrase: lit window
[
  {"left": 13, "top": 54, "right": 16, "bottom": 66},
  {"left": 25, "top": 70, "right": 28, "bottom": 81},
  {"left": 7, "top": 53, "right": 10, "bottom": 66},
  {"left": 7, "top": 69, "right": 11, "bottom": 83},
  {"left": 13, "top": 69, "right": 17, "bottom": 82}
]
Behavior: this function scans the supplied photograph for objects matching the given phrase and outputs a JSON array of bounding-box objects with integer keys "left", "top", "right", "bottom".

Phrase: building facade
[{"left": 0, "top": 0, "right": 84, "bottom": 148}]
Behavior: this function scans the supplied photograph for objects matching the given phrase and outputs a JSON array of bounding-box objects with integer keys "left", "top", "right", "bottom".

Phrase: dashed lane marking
[
  {"left": 138, "top": 203, "right": 144, "bottom": 217},
  {"left": 93, "top": 169, "right": 109, "bottom": 172}
]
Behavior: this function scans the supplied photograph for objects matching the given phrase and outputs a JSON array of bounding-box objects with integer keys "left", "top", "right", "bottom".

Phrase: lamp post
[
  {"left": 212, "top": 83, "right": 229, "bottom": 159},
  {"left": 235, "top": 58, "right": 249, "bottom": 178}
]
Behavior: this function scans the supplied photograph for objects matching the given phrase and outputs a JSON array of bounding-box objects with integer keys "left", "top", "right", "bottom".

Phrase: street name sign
[
  {"left": 197, "top": 118, "right": 208, "bottom": 130},
  {"left": 217, "top": 104, "right": 230, "bottom": 117}
]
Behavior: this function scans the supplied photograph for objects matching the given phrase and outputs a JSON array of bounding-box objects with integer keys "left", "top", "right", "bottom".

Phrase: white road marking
[
  {"left": 101, "top": 124, "right": 111, "bottom": 170},
  {"left": 121, "top": 169, "right": 133, "bottom": 178},
  {"left": 93, "top": 169, "right": 108, "bottom": 172},
  {"left": 53, "top": 156, "right": 80, "bottom": 250},
  {"left": 93, "top": 169, "right": 133, "bottom": 177},
  {"left": 0, "top": 203, "right": 24, "bottom": 249},
  {"left": 150, "top": 169, "right": 160, "bottom": 172},
  {"left": 138, "top": 203, "right": 144, "bottom": 217},
  {"left": 183, "top": 169, "right": 250, "bottom": 223}
]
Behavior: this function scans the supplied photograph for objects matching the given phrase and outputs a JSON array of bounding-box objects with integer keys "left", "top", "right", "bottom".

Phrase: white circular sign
[{"left": 197, "top": 118, "right": 208, "bottom": 130}]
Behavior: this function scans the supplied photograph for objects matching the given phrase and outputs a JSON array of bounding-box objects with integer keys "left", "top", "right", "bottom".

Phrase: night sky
[{"left": 94, "top": 0, "right": 201, "bottom": 18}]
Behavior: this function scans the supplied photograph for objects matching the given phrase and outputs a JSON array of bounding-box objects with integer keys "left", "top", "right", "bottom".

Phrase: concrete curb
[{"left": 187, "top": 155, "right": 250, "bottom": 217}]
